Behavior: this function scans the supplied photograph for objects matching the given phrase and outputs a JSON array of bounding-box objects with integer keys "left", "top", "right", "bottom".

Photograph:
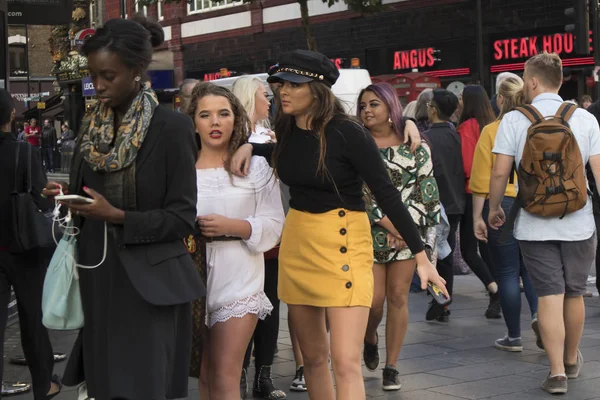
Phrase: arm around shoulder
[{"left": 244, "top": 157, "right": 285, "bottom": 253}]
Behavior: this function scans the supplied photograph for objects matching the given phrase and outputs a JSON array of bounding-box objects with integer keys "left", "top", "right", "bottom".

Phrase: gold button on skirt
[{"left": 278, "top": 208, "right": 374, "bottom": 308}]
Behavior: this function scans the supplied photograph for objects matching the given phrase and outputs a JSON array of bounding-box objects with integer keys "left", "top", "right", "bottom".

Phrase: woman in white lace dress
[{"left": 190, "top": 82, "right": 285, "bottom": 400}]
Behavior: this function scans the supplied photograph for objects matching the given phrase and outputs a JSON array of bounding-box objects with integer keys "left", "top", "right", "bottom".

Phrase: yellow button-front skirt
[{"left": 278, "top": 208, "right": 374, "bottom": 308}]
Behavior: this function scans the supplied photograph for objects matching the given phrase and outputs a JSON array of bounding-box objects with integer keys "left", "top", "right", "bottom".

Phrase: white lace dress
[{"left": 196, "top": 156, "right": 285, "bottom": 328}]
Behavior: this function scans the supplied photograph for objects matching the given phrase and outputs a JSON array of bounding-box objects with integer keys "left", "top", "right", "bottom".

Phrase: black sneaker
[
  {"left": 382, "top": 366, "right": 401, "bottom": 391},
  {"left": 436, "top": 307, "right": 451, "bottom": 322},
  {"left": 494, "top": 336, "right": 523, "bottom": 352},
  {"left": 363, "top": 332, "right": 380, "bottom": 372},
  {"left": 290, "top": 366, "right": 307, "bottom": 392},
  {"left": 485, "top": 292, "right": 502, "bottom": 319},
  {"left": 426, "top": 300, "right": 446, "bottom": 321}
]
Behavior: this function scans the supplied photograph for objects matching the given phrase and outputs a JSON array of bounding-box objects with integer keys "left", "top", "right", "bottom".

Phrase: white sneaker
[{"left": 78, "top": 382, "right": 95, "bottom": 400}]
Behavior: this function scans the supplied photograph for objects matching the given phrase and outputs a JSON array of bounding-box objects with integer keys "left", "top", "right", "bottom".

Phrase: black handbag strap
[
  {"left": 26, "top": 144, "right": 32, "bottom": 194},
  {"left": 12, "top": 142, "right": 33, "bottom": 194},
  {"left": 12, "top": 142, "right": 20, "bottom": 194}
]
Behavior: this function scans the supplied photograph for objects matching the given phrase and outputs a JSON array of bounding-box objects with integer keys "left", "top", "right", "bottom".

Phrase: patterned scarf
[{"left": 79, "top": 84, "right": 158, "bottom": 172}]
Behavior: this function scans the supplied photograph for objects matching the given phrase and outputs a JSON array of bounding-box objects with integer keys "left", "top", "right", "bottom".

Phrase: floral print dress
[{"left": 366, "top": 142, "right": 441, "bottom": 264}]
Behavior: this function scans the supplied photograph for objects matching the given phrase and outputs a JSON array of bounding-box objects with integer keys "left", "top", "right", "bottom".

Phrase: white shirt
[
  {"left": 493, "top": 93, "right": 600, "bottom": 241},
  {"left": 248, "top": 125, "right": 273, "bottom": 144},
  {"left": 196, "top": 156, "right": 285, "bottom": 326}
]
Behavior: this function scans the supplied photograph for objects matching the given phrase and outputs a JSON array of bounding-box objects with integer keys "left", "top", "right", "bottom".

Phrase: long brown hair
[
  {"left": 274, "top": 81, "right": 351, "bottom": 178},
  {"left": 458, "top": 85, "right": 495, "bottom": 130},
  {"left": 186, "top": 82, "right": 251, "bottom": 174}
]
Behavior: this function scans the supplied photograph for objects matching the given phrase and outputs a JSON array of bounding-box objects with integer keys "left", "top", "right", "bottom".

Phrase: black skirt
[{"left": 62, "top": 165, "right": 192, "bottom": 400}]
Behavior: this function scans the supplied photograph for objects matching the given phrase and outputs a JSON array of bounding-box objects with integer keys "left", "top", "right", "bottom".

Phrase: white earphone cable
[{"left": 51, "top": 188, "right": 107, "bottom": 274}]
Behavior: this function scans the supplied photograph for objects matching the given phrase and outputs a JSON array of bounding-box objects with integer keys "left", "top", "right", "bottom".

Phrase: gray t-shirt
[{"left": 493, "top": 93, "right": 600, "bottom": 241}]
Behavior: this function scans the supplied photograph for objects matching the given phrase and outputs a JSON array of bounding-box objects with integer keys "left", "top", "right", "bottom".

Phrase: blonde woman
[
  {"left": 233, "top": 76, "right": 276, "bottom": 144},
  {"left": 232, "top": 75, "right": 287, "bottom": 400},
  {"left": 470, "top": 76, "right": 539, "bottom": 352}
]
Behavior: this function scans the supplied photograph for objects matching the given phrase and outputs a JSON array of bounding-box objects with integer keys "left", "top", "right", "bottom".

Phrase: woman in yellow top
[{"left": 470, "top": 75, "right": 539, "bottom": 353}]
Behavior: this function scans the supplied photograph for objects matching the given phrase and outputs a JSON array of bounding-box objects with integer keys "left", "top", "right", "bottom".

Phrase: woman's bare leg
[
  {"left": 209, "top": 314, "right": 258, "bottom": 400},
  {"left": 384, "top": 259, "right": 416, "bottom": 366},
  {"left": 328, "top": 306, "right": 370, "bottom": 400},
  {"left": 288, "top": 304, "right": 334, "bottom": 399}
]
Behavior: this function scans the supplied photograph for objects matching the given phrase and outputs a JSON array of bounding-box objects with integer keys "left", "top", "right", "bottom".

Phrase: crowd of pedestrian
[{"left": 0, "top": 14, "right": 599, "bottom": 400}]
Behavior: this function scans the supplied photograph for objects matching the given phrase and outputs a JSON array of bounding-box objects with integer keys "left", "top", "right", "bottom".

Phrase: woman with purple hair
[{"left": 357, "top": 82, "right": 441, "bottom": 391}]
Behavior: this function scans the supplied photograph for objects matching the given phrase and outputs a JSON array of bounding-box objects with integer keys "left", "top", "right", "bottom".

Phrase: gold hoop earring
[{"left": 388, "top": 117, "right": 393, "bottom": 127}]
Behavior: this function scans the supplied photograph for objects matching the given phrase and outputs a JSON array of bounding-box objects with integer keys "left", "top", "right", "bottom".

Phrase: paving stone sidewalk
[{"left": 4, "top": 275, "right": 600, "bottom": 400}]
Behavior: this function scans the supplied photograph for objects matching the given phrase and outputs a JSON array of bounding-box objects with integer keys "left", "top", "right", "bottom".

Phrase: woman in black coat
[{"left": 43, "top": 16, "right": 204, "bottom": 400}]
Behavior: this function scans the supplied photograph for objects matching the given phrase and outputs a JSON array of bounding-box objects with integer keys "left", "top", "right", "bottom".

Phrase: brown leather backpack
[{"left": 515, "top": 102, "right": 587, "bottom": 218}]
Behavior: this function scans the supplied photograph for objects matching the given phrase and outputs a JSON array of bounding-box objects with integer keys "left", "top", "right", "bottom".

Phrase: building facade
[
  {"left": 7, "top": 25, "right": 56, "bottom": 120},
  {"left": 103, "top": 0, "right": 593, "bottom": 101}
]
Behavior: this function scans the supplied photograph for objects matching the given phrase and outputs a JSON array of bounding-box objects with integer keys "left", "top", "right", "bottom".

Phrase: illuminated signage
[
  {"left": 493, "top": 33, "right": 581, "bottom": 61},
  {"left": 393, "top": 48, "right": 438, "bottom": 71}
]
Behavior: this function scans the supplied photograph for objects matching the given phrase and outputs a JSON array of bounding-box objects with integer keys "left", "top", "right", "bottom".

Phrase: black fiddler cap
[
  {"left": 267, "top": 50, "right": 340, "bottom": 88},
  {"left": 432, "top": 89, "right": 459, "bottom": 120}
]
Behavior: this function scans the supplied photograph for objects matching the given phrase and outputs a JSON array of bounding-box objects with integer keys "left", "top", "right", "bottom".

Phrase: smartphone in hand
[
  {"left": 427, "top": 282, "right": 452, "bottom": 306},
  {"left": 55, "top": 195, "right": 94, "bottom": 205}
]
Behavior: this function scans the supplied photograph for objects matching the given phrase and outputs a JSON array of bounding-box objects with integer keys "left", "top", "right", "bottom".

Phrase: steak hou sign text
[{"left": 493, "top": 32, "right": 589, "bottom": 62}]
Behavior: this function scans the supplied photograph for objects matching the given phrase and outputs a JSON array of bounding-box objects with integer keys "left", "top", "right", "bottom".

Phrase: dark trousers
[
  {"left": 243, "top": 257, "right": 280, "bottom": 371},
  {"left": 461, "top": 194, "right": 495, "bottom": 288},
  {"left": 0, "top": 249, "right": 54, "bottom": 400},
  {"left": 483, "top": 197, "right": 538, "bottom": 337},
  {"left": 41, "top": 147, "right": 54, "bottom": 173},
  {"left": 436, "top": 214, "right": 460, "bottom": 297}
]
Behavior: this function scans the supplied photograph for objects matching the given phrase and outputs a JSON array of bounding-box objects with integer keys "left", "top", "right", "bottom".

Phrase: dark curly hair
[
  {"left": 186, "top": 82, "right": 251, "bottom": 174},
  {"left": 81, "top": 14, "right": 164, "bottom": 78}
]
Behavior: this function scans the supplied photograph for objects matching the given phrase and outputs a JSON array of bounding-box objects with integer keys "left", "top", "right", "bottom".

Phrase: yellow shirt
[{"left": 469, "top": 120, "right": 517, "bottom": 198}]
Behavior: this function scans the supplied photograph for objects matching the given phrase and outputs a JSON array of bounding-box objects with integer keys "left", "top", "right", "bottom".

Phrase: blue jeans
[{"left": 483, "top": 197, "right": 538, "bottom": 338}]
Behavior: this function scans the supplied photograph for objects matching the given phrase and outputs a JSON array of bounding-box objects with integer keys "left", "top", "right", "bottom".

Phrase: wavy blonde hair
[
  {"left": 232, "top": 76, "right": 270, "bottom": 131},
  {"left": 497, "top": 76, "right": 525, "bottom": 119}
]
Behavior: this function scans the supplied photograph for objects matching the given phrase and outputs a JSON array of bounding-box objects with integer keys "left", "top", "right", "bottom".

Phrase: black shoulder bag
[{"left": 9, "top": 142, "right": 54, "bottom": 253}]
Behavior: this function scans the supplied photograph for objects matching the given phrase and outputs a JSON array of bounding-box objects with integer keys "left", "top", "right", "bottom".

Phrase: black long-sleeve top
[{"left": 252, "top": 117, "right": 424, "bottom": 254}]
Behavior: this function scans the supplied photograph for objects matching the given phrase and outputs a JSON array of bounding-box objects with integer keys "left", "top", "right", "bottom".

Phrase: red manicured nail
[{"left": 83, "top": 186, "right": 89, "bottom": 190}]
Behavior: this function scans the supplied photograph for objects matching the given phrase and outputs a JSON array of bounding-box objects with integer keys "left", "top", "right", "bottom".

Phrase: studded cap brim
[{"left": 267, "top": 71, "right": 315, "bottom": 84}]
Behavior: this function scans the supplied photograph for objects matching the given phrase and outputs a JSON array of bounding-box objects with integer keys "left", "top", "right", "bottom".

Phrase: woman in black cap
[{"left": 232, "top": 49, "right": 447, "bottom": 400}]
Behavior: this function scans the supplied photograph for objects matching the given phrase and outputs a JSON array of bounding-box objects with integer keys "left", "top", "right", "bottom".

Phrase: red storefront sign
[
  {"left": 493, "top": 33, "right": 577, "bottom": 61},
  {"left": 393, "top": 48, "right": 436, "bottom": 71}
]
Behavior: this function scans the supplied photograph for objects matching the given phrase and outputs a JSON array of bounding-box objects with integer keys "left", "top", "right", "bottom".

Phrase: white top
[
  {"left": 248, "top": 124, "right": 274, "bottom": 144},
  {"left": 196, "top": 156, "right": 285, "bottom": 327},
  {"left": 493, "top": 93, "right": 600, "bottom": 241}
]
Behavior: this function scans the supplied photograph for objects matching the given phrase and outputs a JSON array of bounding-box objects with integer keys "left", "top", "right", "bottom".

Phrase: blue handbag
[
  {"left": 42, "top": 232, "right": 84, "bottom": 330},
  {"left": 42, "top": 221, "right": 106, "bottom": 330}
]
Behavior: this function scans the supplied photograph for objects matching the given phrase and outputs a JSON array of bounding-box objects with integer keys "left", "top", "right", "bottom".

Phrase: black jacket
[
  {"left": 41, "top": 126, "right": 57, "bottom": 149},
  {"left": 0, "top": 132, "right": 50, "bottom": 248},
  {"left": 69, "top": 106, "right": 205, "bottom": 305},
  {"left": 423, "top": 122, "right": 466, "bottom": 215}
]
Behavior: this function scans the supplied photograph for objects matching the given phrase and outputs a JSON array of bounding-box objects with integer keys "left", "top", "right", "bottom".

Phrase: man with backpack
[{"left": 488, "top": 52, "right": 600, "bottom": 395}]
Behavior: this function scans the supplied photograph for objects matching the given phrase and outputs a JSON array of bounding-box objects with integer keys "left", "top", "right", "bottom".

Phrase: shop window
[
  {"left": 157, "top": 1, "right": 164, "bottom": 20},
  {"left": 188, "top": 0, "right": 243, "bottom": 14},
  {"left": 9, "top": 45, "right": 27, "bottom": 77},
  {"left": 135, "top": 1, "right": 148, "bottom": 16}
]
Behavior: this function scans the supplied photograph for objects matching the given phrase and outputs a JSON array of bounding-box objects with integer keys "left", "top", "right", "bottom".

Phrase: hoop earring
[
  {"left": 388, "top": 117, "right": 393, "bottom": 127},
  {"left": 134, "top": 76, "right": 141, "bottom": 82}
]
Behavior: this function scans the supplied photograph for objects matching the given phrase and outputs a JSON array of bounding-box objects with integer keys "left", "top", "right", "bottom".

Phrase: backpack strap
[
  {"left": 516, "top": 105, "right": 544, "bottom": 124},
  {"left": 556, "top": 102, "right": 578, "bottom": 122}
]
